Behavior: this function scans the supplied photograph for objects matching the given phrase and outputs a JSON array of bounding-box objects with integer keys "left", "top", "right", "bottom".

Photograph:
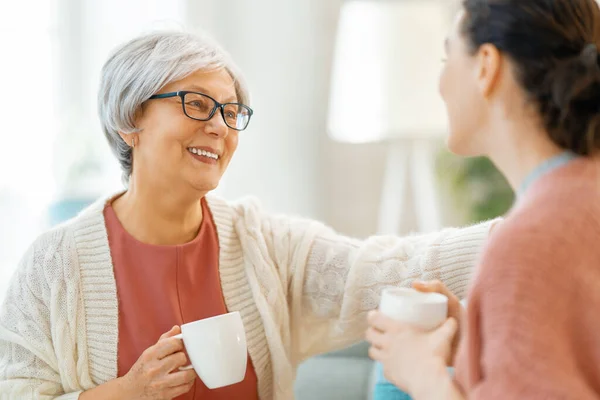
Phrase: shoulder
[
  {"left": 205, "top": 193, "right": 262, "bottom": 224},
  {"left": 206, "top": 193, "right": 326, "bottom": 235},
  {"left": 23, "top": 223, "right": 75, "bottom": 267},
  {"left": 482, "top": 209, "right": 563, "bottom": 269},
  {"left": 10, "top": 194, "right": 111, "bottom": 289},
  {"left": 524, "top": 157, "right": 600, "bottom": 224},
  {"left": 3, "top": 224, "right": 76, "bottom": 308},
  {"left": 476, "top": 187, "right": 600, "bottom": 289},
  {"left": 505, "top": 161, "right": 600, "bottom": 246},
  {"left": 205, "top": 194, "right": 331, "bottom": 271}
]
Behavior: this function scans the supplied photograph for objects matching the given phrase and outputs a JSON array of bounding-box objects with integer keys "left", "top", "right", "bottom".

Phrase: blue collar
[{"left": 518, "top": 151, "right": 577, "bottom": 196}]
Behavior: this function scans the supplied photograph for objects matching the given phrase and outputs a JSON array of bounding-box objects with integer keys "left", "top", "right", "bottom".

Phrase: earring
[{"left": 131, "top": 137, "right": 136, "bottom": 148}]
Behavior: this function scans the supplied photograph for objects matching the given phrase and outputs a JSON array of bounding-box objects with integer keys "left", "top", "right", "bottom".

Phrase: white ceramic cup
[
  {"left": 173, "top": 311, "right": 247, "bottom": 389},
  {"left": 379, "top": 287, "right": 448, "bottom": 330}
]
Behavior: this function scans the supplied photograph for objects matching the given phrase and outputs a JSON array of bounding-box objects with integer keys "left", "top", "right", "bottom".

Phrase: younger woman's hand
[
  {"left": 412, "top": 280, "right": 465, "bottom": 364},
  {"left": 366, "top": 311, "right": 457, "bottom": 398}
]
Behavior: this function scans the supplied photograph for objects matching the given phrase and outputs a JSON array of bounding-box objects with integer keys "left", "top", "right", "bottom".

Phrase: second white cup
[
  {"left": 174, "top": 311, "right": 247, "bottom": 389},
  {"left": 379, "top": 287, "right": 448, "bottom": 330}
]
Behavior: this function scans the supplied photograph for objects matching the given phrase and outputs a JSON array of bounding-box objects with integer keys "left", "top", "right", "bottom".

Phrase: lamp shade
[{"left": 327, "top": 0, "right": 450, "bottom": 143}]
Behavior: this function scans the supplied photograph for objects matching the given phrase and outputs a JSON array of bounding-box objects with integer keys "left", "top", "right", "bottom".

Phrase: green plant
[{"left": 437, "top": 150, "right": 514, "bottom": 223}]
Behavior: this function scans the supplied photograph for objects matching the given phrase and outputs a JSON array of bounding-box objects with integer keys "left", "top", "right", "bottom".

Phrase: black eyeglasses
[{"left": 148, "top": 91, "right": 253, "bottom": 131}]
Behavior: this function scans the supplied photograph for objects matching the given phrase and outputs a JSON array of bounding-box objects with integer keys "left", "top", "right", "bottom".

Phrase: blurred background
[{"left": 0, "top": 0, "right": 512, "bottom": 398}]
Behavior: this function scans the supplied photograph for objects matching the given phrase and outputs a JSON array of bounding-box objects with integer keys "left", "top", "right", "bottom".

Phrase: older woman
[{"left": 0, "top": 31, "right": 494, "bottom": 400}]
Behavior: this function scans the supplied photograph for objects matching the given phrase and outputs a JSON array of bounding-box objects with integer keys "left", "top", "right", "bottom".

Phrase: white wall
[
  {"left": 53, "top": 0, "right": 189, "bottom": 197},
  {"left": 186, "top": 0, "right": 343, "bottom": 218},
  {"left": 185, "top": 0, "right": 456, "bottom": 237},
  {"left": 0, "top": 0, "right": 61, "bottom": 300}
]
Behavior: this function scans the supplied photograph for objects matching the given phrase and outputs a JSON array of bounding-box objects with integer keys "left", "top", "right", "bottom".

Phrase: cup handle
[{"left": 172, "top": 334, "right": 194, "bottom": 371}]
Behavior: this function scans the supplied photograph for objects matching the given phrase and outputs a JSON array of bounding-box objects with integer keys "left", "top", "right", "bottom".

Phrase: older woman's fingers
[
  {"left": 368, "top": 345, "right": 384, "bottom": 362},
  {"left": 153, "top": 337, "right": 185, "bottom": 360},
  {"left": 365, "top": 327, "right": 385, "bottom": 348},
  {"left": 367, "top": 310, "right": 395, "bottom": 332},
  {"left": 166, "top": 369, "right": 197, "bottom": 387},
  {"left": 159, "top": 325, "right": 180, "bottom": 340},
  {"left": 161, "top": 351, "right": 189, "bottom": 373}
]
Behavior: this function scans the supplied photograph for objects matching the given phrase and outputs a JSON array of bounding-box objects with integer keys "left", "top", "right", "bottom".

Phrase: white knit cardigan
[{"left": 0, "top": 193, "right": 493, "bottom": 400}]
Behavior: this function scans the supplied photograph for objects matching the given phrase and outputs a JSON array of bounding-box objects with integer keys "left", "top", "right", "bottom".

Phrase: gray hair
[{"left": 98, "top": 30, "right": 250, "bottom": 182}]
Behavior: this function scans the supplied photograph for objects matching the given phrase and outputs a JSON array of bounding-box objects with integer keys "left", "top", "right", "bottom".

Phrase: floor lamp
[{"left": 328, "top": 0, "right": 450, "bottom": 235}]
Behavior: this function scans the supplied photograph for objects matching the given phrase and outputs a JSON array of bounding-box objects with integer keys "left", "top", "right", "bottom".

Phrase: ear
[
  {"left": 117, "top": 132, "right": 134, "bottom": 147},
  {"left": 117, "top": 107, "right": 144, "bottom": 147},
  {"left": 475, "top": 43, "right": 502, "bottom": 98}
]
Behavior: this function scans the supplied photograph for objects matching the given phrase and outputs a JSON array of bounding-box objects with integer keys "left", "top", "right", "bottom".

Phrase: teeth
[{"left": 188, "top": 148, "right": 219, "bottom": 160}]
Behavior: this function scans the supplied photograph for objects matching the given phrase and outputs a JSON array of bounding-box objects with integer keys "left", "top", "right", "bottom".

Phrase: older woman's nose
[{"left": 204, "top": 113, "right": 229, "bottom": 138}]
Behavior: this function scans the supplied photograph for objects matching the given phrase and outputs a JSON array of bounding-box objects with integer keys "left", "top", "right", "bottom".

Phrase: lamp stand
[{"left": 376, "top": 138, "right": 442, "bottom": 235}]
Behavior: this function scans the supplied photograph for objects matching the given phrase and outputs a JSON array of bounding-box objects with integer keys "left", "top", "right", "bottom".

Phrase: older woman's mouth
[{"left": 187, "top": 147, "right": 220, "bottom": 164}]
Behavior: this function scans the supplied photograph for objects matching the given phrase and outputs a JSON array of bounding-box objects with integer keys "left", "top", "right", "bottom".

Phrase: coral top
[{"left": 104, "top": 198, "right": 258, "bottom": 400}]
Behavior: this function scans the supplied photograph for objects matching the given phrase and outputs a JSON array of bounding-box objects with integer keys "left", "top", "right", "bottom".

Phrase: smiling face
[{"left": 125, "top": 68, "right": 240, "bottom": 194}]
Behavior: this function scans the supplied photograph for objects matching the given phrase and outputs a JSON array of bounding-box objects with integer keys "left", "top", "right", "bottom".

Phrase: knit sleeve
[
  {"left": 283, "top": 216, "right": 495, "bottom": 361},
  {"left": 0, "top": 230, "right": 83, "bottom": 399},
  {"left": 462, "top": 220, "right": 600, "bottom": 400}
]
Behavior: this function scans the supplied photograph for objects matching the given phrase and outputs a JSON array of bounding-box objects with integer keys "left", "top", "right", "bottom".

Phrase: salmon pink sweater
[{"left": 455, "top": 157, "right": 600, "bottom": 399}]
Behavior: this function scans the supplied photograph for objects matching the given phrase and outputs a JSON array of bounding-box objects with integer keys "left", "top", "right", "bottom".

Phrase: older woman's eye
[{"left": 187, "top": 100, "right": 208, "bottom": 110}]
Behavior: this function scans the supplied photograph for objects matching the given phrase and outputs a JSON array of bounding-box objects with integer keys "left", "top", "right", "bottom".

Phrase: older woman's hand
[
  {"left": 366, "top": 311, "right": 458, "bottom": 398},
  {"left": 121, "top": 326, "right": 197, "bottom": 400},
  {"left": 412, "top": 279, "right": 465, "bottom": 364}
]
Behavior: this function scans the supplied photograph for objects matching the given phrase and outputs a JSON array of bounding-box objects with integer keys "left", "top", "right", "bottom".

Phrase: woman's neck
[
  {"left": 485, "top": 117, "right": 564, "bottom": 192},
  {"left": 111, "top": 178, "right": 205, "bottom": 246}
]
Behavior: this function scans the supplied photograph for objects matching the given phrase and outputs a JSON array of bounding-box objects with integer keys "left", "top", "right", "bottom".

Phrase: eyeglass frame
[{"left": 147, "top": 90, "right": 254, "bottom": 131}]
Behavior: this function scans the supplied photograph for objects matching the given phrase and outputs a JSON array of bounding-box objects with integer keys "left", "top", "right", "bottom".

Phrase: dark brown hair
[{"left": 461, "top": 0, "right": 600, "bottom": 155}]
